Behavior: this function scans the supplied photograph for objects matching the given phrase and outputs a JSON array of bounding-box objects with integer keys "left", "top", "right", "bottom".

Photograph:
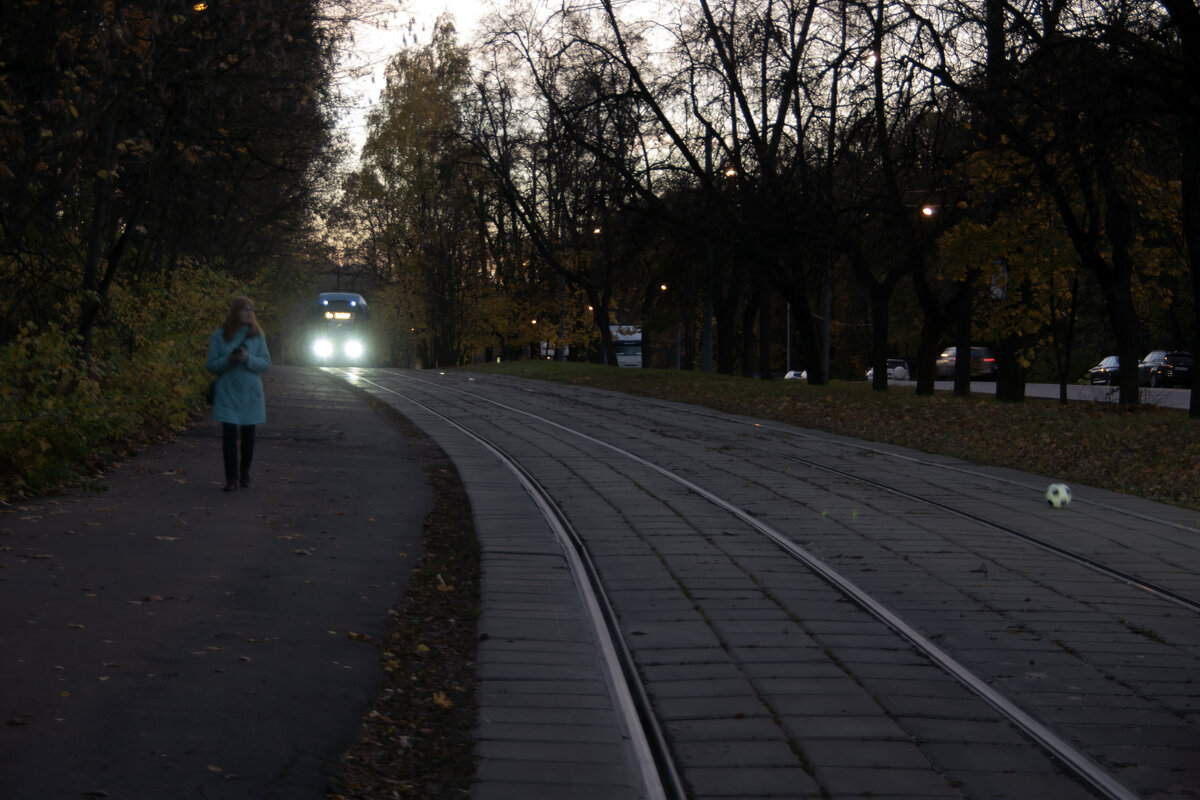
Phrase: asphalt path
[{"left": 0, "top": 368, "right": 431, "bottom": 800}]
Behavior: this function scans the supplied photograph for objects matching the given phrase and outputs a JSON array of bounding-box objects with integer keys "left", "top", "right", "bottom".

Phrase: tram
[{"left": 309, "top": 292, "right": 371, "bottom": 365}]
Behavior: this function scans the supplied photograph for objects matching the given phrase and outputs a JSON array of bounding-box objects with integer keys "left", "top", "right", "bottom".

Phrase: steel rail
[
  {"left": 366, "top": 370, "right": 1143, "bottom": 800},
  {"left": 337, "top": 370, "right": 687, "bottom": 800},
  {"left": 474, "top": 371, "right": 1200, "bottom": 540},
  {"left": 771, "top": 451, "right": 1200, "bottom": 615},
  {"left": 426, "top": 371, "right": 1200, "bottom": 612},
  {"left": 456, "top": 372, "right": 1200, "bottom": 608}
]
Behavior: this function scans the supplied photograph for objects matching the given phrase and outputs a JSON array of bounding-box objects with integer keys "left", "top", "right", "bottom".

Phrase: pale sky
[{"left": 337, "top": 1, "right": 488, "bottom": 159}]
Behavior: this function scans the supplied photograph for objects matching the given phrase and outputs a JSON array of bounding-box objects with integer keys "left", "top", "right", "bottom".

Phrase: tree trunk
[
  {"left": 996, "top": 333, "right": 1026, "bottom": 402},
  {"left": 740, "top": 287, "right": 759, "bottom": 378},
  {"left": 715, "top": 263, "right": 741, "bottom": 375},
  {"left": 777, "top": 278, "right": 825, "bottom": 386},
  {"left": 757, "top": 278, "right": 773, "bottom": 380},
  {"left": 869, "top": 286, "right": 891, "bottom": 391},
  {"left": 911, "top": 264, "right": 950, "bottom": 396},
  {"left": 1184, "top": 106, "right": 1200, "bottom": 416},
  {"left": 590, "top": 300, "right": 617, "bottom": 367},
  {"left": 952, "top": 277, "right": 976, "bottom": 397},
  {"left": 1099, "top": 178, "right": 1143, "bottom": 406}
]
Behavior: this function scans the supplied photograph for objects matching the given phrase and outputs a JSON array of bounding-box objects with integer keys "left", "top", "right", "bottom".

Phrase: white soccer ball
[{"left": 1046, "top": 483, "right": 1071, "bottom": 508}]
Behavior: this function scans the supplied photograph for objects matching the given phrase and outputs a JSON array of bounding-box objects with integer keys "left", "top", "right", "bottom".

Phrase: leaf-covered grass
[{"left": 471, "top": 361, "right": 1200, "bottom": 510}]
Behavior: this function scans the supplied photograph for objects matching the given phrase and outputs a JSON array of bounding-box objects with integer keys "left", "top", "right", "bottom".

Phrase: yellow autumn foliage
[{"left": 0, "top": 263, "right": 240, "bottom": 498}]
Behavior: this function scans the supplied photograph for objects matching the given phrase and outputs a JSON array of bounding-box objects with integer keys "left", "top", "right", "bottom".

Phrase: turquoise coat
[{"left": 206, "top": 326, "right": 271, "bottom": 425}]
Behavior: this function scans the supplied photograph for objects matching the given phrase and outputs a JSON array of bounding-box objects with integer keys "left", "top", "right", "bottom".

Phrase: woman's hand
[{"left": 229, "top": 346, "right": 248, "bottom": 365}]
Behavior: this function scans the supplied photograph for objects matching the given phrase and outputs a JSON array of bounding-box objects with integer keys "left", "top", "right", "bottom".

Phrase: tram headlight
[
  {"left": 313, "top": 338, "right": 334, "bottom": 359},
  {"left": 344, "top": 339, "right": 364, "bottom": 360}
]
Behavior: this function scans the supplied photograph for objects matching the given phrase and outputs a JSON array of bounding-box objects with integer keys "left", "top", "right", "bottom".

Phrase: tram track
[
  {"left": 463, "top": 370, "right": 1200, "bottom": 591},
  {"left": 330, "top": 367, "right": 1200, "bottom": 800},
  {"left": 770, "top": 454, "right": 1200, "bottom": 616}
]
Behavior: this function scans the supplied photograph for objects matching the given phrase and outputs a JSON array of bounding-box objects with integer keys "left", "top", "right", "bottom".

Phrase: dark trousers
[{"left": 222, "top": 423, "right": 256, "bottom": 482}]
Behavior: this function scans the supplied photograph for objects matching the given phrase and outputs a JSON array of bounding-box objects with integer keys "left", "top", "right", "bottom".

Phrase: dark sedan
[
  {"left": 935, "top": 346, "right": 997, "bottom": 379},
  {"left": 1138, "top": 350, "right": 1193, "bottom": 388},
  {"left": 1087, "top": 355, "right": 1120, "bottom": 385}
]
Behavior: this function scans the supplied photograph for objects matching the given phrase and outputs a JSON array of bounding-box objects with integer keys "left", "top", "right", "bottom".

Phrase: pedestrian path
[{"left": 0, "top": 368, "right": 431, "bottom": 800}]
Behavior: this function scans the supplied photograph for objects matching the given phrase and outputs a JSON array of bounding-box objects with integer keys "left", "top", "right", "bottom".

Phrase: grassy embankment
[{"left": 470, "top": 361, "right": 1200, "bottom": 511}]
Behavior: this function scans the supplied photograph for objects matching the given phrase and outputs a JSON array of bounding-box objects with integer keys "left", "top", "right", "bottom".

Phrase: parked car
[
  {"left": 1138, "top": 350, "right": 1193, "bottom": 388},
  {"left": 783, "top": 370, "right": 807, "bottom": 381},
  {"left": 1087, "top": 355, "right": 1120, "bottom": 385},
  {"left": 935, "top": 346, "right": 997, "bottom": 379},
  {"left": 866, "top": 359, "right": 910, "bottom": 382}
]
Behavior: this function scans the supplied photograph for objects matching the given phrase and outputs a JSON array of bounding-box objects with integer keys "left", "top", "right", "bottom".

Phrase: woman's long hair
[{"left": 222, "top": 296, "right": 264, "bottom": 340}]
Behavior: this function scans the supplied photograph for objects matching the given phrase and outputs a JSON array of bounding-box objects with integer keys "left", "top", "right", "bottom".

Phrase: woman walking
[{"left": 206, "top": 297, "right": 271, "bottom": 492}]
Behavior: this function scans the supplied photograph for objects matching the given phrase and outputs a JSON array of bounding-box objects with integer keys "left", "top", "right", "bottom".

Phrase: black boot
[
  {"left": 222, "top": 423, "right": 239, "bottom": 492},
  {"left": 239, "top": 425, "right": 256, "bottom": 488}
]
